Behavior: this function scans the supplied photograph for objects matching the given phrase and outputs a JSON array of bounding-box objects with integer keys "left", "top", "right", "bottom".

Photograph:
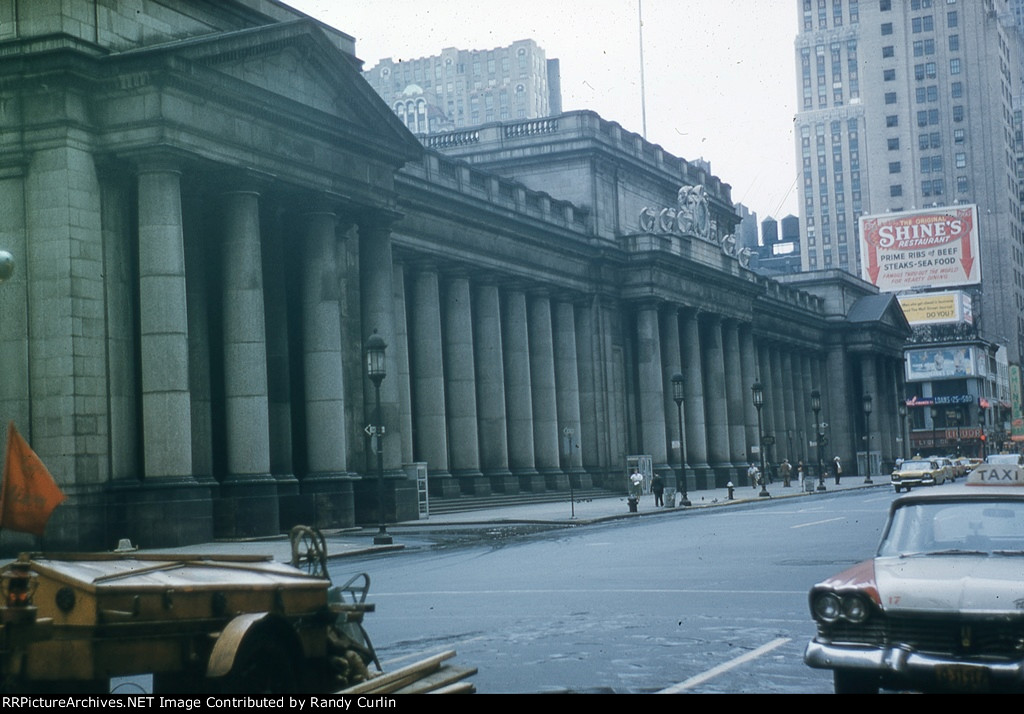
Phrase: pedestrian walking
[
  {"left": 651, "top": 473, "right": 664, "bottom": 506},
  {"left": 833, "top": 455, "right": 842, "bottom": 485},
  {"left": 747, "top": 462, "right": 760, "bottom": 489},
  {"left": 780, "top": 458, "right": 792, "bottom": 487},
  {"left": 628, "top": 468, "right": 644, "bottom": 511},
  {"left": 797, "top": 460, "right": 805, "bottom": 489}
]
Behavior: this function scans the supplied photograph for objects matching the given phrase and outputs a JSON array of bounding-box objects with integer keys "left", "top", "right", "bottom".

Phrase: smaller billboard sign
[
  {"left": 859, "top": 205, "right": 980, "bottom": 291},
  {"left": 897, "top": 291, "right": 972, "bottom": 326},
  {"left": 905, "top": 346, "right": 977, "bottom": 382}
]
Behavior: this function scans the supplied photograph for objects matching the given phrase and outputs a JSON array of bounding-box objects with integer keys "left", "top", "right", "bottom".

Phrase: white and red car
[{"left": 805, "top": 465, "right": 1024, "bottom": 693}]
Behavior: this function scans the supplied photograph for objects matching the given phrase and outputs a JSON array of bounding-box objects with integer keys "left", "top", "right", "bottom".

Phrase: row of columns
[
  {"left": 633, "top": 302, "right": 827, "bottom": 489},
  {"left": 404, "top": 265, "right": 590, "bottom": 497},
  {"left": 134, "top": 159, "right": 390, "bottom": 537}
]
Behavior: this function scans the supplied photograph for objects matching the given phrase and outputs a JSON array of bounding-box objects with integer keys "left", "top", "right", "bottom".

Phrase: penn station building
[{"left": 0, "top": 0, "right": 909, "bottom": 550}]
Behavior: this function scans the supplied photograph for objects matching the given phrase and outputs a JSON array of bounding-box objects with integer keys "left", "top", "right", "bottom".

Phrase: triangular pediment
[
  {"left": 847, "top": 293, "right": 912, "bottom": 335},
  {"left": 109, "top": 19, "right": 422, "bottom": 163}
]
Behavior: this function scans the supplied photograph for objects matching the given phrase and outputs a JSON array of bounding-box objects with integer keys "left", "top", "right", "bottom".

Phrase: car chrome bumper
[{"left": 805, "top": 640, "right": 1024, "bottom": 689}]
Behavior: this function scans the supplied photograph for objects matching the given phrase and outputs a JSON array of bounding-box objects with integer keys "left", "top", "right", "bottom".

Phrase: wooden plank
[
  {"left": 429, "top": 682, "right": 477, "bottom": 694},
  {"left": 337, "top": 650, "right": 456, "bottom": 694},
  {"left": 391, "top": 665, "right": 479, "bottom": 694}
]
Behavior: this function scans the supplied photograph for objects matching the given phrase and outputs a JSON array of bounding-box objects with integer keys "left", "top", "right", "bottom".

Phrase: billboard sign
[
  {"left": 859, "top": 205, "right": 980, "bottom": 291},
  {"left": 897, "top": 291, "right": 973, "bottom": 326},
  {"left": 905, "top": 346, "right": 978, "bottom": 382}
]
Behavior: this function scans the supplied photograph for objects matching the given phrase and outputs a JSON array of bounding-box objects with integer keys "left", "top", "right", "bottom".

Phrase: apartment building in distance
[{"left": 363, "top": 39, "right": 562, "bottom": 134}]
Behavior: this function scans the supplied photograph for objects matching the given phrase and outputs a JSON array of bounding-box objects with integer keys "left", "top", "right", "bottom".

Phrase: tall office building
[
  {"left": 794, "top": 0, "right": 1024, "bottom": 368},
  {"left": 363, "top": 39, "right": 561, "bottom": 134}
]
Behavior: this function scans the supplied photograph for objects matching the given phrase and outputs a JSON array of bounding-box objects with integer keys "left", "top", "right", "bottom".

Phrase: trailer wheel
[
  {"left": 209, "top": 614, "right": 304, "bottom": 694},
  {"left": 290, "top": 525, "right": 328, "bottom": 580}
]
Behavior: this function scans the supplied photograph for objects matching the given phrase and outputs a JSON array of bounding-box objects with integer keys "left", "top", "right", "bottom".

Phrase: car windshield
[
  {"left": 879, "top": 500, "right": 1024, "bottom": 557},
  {"left": 899, "top": 461, "right": 932, "bottom": 471}
]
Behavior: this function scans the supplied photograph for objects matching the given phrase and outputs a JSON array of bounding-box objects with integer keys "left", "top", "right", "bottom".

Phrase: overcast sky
[{"left": 286, "top": 0, "right": 799, "bottom": 223}]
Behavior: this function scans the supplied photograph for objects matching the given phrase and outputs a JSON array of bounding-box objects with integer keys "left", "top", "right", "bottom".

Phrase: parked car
[
  {"left": 804, "top": 468, "right": 1024, "bottom": 693},
  {"left": 890, "top": 458, "right": 945, "bottom": 492}
]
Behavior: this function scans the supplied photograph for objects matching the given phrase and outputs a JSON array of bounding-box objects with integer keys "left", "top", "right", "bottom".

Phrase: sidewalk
[{"left": 139, "top": 475, "right": 885, "bottom": 563}]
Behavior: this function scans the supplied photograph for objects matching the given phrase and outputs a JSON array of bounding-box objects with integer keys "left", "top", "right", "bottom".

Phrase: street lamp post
[
  {"left": 954, "top": 408, "right": 962, "bottom": 457},
  {"left": 898, "top": 401, "right": 908, "bottom": 461},
  {"left": 751, "top": 382, "right": 770, "bottom": 498},
  {"left": 671, "top": 373, "right": 690, "bottom": 507},
  {"left": 862, "top": 394, "right": 873, "bottom": 484},
  {"left": 811, "top": 389, "right": 826, "bottom": 492},
  {"left": 978, "top": 405, "right": 986, "bottom": 458},
  {"left": 930, "top": 406, "right": 939, "bottom": 454},
  {"left": 365, "top": 332, "right": 392, "bottom": 546}
]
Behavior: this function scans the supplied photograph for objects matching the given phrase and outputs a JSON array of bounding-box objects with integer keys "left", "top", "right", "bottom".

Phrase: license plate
[{"left": 935, "top": 665, "right": 989, "bottom": 691}]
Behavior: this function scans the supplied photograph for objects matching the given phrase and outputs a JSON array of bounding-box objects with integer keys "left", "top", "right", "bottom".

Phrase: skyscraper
[{"left": 794, "top": 0, "right": 1024, "bottom": 366}]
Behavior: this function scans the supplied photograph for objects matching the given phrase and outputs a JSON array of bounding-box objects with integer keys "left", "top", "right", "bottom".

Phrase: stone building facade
[{"left": 0, "top": 0, "right": 908, "bottom": 552}]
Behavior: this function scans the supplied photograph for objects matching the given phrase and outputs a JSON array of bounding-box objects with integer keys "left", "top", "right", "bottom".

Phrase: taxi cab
[
  {"left": 804, "top": 465, "right": 1024, "bottom": 693},
  {"left": 890, "top": 458, "right": 946, "bottom": 492}
]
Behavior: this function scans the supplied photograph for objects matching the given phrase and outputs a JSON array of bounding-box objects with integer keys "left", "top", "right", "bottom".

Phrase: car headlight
[
  {"left": 812, "top": 592, "right": 842, "bottom": 622},
  {"left": 842, "top": 594, "right": 869, "bottom": 623}
]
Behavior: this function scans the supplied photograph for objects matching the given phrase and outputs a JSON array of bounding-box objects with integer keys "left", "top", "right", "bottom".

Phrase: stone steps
[{"left": 424, "top": 488, "right": 615, "bottom": 515}]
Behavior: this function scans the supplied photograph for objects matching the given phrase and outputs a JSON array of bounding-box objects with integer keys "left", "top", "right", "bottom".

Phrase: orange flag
[{"left": 0, "top": 421, "right": 66, "bottom": 536}]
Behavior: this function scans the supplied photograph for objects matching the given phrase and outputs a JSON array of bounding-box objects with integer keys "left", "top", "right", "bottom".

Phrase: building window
[
  {"left": 949, "top": 34, "right": 959, "bottom": 51},
  {"left": 890, "top": 184, "right": 903, "bottom": 197},
  {"left": 955, "top": 152, "right": 966, "bottom": 168},
  {"left": 953, "top": 105, "right": 964, "bottom": 122},
  {"left": 884, "top": 68, "right": 896, "bottom": 81},
  {"left": 889, "top": 161, "right": 901, "bottom": 173},
  {"left": 880, "top": 0, "right": 891, "bottom": 9},
  {"left": 883, "top": 46, "right": 895, "bottom": 58},
  {"left": 881, "top": 22, "right": 893, "bottom": 35},
  {"left": 951, "top": 81, "right": 962, "bottom": 98},
  {"left": 954, "top": 128, "right": 965, "bottom": 143},
  {"left": 957, "top": 176, "right": 968, "bottom": 192},
  {"left": 886, "top": 114, "right": 899, "bottom": 127},
  {"left": 888, "top": 137, "right": 900, "bottom": 150},
  {"left": 947, "top": 10, "right": 957, "bottom": 27},
  {"left": 885, "top": 91, "right": 897, "bottom": 104},
  {"left": 950, "top": 58, "right": 961, "bottom": 74}
]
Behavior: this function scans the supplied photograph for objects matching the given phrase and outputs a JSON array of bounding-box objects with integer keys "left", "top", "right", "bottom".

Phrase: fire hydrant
[{"left": 727, "top": 481, "right": 735, "bottom": 500}]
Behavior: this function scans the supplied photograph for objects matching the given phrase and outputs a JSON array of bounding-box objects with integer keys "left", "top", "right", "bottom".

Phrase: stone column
[
  {"left": 410, "top": 265, "right": 457, "bottom": 497},
  {"left": 793, "top": 352, "right": 810, "bottom": 466},
  {"left": 217, "top": 186, "right": 278, "bottom": 537},
  {"left": 502, "top": 287, "right": 541, "bottom": 490},
  {"left": 443, "top": 274, "right": 485, "bottom": 492},
  {"left": 660, "top": 306, "right": 683, "bottom": 492},
  {"left": 680, "top": 309, "right": 709, "bottom": 489},
  {"left": 861, "top": 353, "right": 880, "bottom": 480},
  {"left": 635, "top": 302, "right": 670, "bottom": 485},
  {"left": 553, "top": 296, "right": 588, "bottom": 486},
  {"left": 392, "top": 262, "right": 414, "bottom": 467},
  {"left": 755, "top": 339, "right": 775, "bottom": 472},
  {"left": 574, "top": 297, "right": 601, "bottom": 479},
  {"left": 129, "top": 160, "right": 212, "bottom": 545},
  {"left": 781, "top": 349, "right": 797, "bottom": 464},
  {"left": 299, "top": 208, "right": 353, "bottom": 528},
  {"left": 529, "top": 291, "right": 566, "bottom": 489},
  {"left": 474, "top": 280, "right": 514, "bottom": 492},
  {"left": 702, "top": 314, "right": 731, "bottom": 485},
  {"left": 722, "top": 320, "right": 747, "bottom": 470},
  {"left": 360, "top": 218, "right": 413, "bottom": 522},
  {"left": 740, "top": 325, "right": 759, "bottom": 463}
]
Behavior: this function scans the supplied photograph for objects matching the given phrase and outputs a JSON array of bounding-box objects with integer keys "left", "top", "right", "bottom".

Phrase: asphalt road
[{"left": 330, "top": 487, "right": 897, "bottom": 694}]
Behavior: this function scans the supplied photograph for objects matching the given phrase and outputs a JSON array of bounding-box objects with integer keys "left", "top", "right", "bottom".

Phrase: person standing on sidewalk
[
  {"left": 747, "top": 462, "right": 759, "bottom": 489},
  {"left": 651, "top": 473, "right": 664, "bottom": 506},
  {"left": 797, "top": 461, "right": 805, "bottom": 489},
  {"left": 833, "top": 456, "right": 842, "bottom": 485},
  {"left": 780, "top": 458, "right": 792, "bottom": 487}
]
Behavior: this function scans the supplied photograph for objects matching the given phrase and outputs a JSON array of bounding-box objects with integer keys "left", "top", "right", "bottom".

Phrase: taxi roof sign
[{"left": 967, "top": 464, "right": 1024, "bottom": 486}]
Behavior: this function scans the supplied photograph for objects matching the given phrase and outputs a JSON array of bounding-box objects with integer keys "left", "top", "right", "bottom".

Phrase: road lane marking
[
  {"left": 656, "top": 637, "right": 791, "bottom": 693},
  {"left": 791, "top": 516, "right": 845, "bottom": 529}
]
